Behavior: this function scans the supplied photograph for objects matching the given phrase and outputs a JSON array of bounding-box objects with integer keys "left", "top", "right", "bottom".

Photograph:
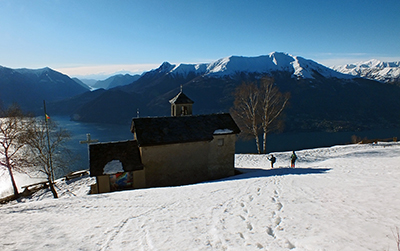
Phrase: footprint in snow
[
  {"left": 266, "top": 227, "right": 275, "bottom": 238},
  {"left": 274, "top": 216, "right": 281, "bottom": 227},
  {"left": 276, "top": 202, "right": 283, "bottom": 211}
]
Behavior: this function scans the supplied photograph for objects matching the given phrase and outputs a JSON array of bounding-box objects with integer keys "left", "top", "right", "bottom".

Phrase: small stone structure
[
  {"left": 131, "top": 113, "right": 240, "bottom": 188},
  {"left": 89, "top": 90, "right": 240, "bottom": 193}
]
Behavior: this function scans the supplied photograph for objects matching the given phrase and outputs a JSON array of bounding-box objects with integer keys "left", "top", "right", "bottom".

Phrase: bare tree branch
[
  {"left": 231, "top": 77, "right": 290, "bottom": 154},
  {"left": 259, "top": 77, "right": 290, "bottom": 153},
  {"left": 24, "top": 118, "right": 73, "bottom": 198},
  {"left": 0, "top": 104, "right": 35, "bottom": 197}
]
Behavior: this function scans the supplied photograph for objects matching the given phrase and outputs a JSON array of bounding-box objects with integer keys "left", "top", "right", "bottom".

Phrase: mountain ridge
[
  {"left": 154, "top": 52, "right": 354, "bottom": 80},
  {"left": 332, "top": 59, "right": 400, "bottom": 83},
  {"left": 91, "top": 74, "right": 141, "bottom": 89},
  {"left": 66, "top": 53, "right": 400, "bottom": 133},
  {"left": 0, "top": 65, "right": 89, "bottom": 112}
]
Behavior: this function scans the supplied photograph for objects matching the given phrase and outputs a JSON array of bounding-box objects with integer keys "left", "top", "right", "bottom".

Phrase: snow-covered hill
[
  {"left": 155, "top": 52, "right": 353, "bottom": 80},
  {"left": 1, "top": 142, "right": 400, "bottom": 250},
  {"left": 332, "top": 59, "right": 400, "bottom": 83}
]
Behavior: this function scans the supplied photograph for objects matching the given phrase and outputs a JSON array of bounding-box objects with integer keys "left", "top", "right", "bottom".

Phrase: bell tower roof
[
  {"left": 169, "top": 91, "right": 194, "bottom": 105},
  {"left": 169, "top": 89, "right": 194, "bottom": 117}
]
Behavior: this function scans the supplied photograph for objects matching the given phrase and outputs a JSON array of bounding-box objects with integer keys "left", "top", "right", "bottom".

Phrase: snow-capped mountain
[
  {"left": 332, "top": 59, "right": 400, "bottom": 83},
  {"left": 154, "top": 52, "right": 353, "bottom": 80},
  {"left": 61, "top": 52, "right": 400, "bottom": 131}
]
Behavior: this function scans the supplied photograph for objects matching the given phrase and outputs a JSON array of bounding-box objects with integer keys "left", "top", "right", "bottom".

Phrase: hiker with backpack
[
  {"left": 268, "top": 154, "right": 276, "bottom": 168},
  {"left": 291, "top": 151, "right": 297, "bottom": 168}
]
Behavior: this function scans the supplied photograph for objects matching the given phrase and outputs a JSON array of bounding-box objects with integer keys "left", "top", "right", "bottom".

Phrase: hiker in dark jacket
[
  {"left": 291, "top": 151, "right": 297, "bottom": 168},
  {"left": 268, "top": 154, "right": 276, "bottom": 168}
]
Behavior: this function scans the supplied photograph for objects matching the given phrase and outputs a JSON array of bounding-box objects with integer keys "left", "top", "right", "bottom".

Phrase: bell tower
[{"left": 169, "top": 86, "right": 194, "bottom": 117}]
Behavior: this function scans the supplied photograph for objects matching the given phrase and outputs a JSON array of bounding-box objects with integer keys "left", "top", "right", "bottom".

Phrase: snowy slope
[
  {"left": 332, "top": 59, "right": 400, "bottom": 82},
  {"left": 1, "top": 142, "right": 400, "bottom": 250},
  {"left": 159, "top": 52, "right": 353, "bottom": 80}
]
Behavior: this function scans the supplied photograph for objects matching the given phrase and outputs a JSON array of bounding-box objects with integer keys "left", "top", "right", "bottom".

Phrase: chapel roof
[
  {"left": 131, "top": 113, "right": 240, "bottom": 147},
  {"left": 89, "top": 140, "right": 143, "bottom": 177}
]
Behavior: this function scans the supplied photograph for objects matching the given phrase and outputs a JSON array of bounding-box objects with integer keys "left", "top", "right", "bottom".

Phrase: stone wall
[{"left": 140, "top": 135, "right": 236, "bottom": 188}]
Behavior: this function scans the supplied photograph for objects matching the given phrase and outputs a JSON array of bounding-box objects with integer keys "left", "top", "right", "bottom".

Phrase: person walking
[
  {"left": 290, "top": 151, "right": 297, "bottom": 168},
  {"left": 268, "top": 154, "right": 276, "bottom": 168}
]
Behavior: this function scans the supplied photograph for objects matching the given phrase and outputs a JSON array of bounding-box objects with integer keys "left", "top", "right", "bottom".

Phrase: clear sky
[{"left": 1, "top": 0, "right": 399, "bottom": 79}]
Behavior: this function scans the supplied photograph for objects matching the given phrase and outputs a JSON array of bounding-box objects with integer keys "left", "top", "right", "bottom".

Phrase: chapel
[{"left": 89, "top": 90, "right": 240, "bottom": 193}]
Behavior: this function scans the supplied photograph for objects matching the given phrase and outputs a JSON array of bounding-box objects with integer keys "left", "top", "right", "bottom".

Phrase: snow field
[{"left": 1, "top": 142, "right": 400, "bottom": 250}]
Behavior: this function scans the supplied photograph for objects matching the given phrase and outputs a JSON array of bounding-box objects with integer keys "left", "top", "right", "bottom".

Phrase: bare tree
[
  {"left": 25, "top": 118, "right": 72, "bottom": 198},
  {"left": 231, "top": 81, "right": 262, "bottom": 153},
  {"left": 0, "top": 105, "right": 34, "bottom": 197},
  {"left": 259, "top": 77, "right": 290, "bottom": 153},
  {"left": 231, "top": 78, "right": 290, "bottom": 154}
]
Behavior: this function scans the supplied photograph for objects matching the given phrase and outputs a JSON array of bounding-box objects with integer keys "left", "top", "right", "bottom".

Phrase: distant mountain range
[
  {"left": 0, "top": 66, "right": 89, "bottom": 112},
  {"left": 332, "top": 59, "right": 400, "bottom": 83},
  {"left": 74, "top": 74, "right": 141, "bottom": 90},
  {"left": 2, "top": 52, "right": 400, "bottom": 133},
  {"left": 60, "top": 52, "right": 400, "bottom": 132}
]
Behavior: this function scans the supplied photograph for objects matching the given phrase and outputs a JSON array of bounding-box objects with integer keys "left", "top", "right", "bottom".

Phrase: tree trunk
[
  {"left": 48, "top": 179, "right": 58, "bottom": 199},
  {"left": 254, "top": 135, "right": 261, "bottom": 154},
  {"left": 252, "top": 124, "right": 261, "bottom": 154},
  {"left": 262, "top": 131, "right": 268, "bottom": 154},
  {"left": 7, "top": 166, "right": 19, "bottom": 197},
  {"left": 6, "top": 155, "right": 19, "bottom": 197}
]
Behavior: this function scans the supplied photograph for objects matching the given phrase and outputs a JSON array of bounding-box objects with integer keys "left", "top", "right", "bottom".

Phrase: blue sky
[{"left": 1, "top": 0, "right": 399, "bottom": 79}]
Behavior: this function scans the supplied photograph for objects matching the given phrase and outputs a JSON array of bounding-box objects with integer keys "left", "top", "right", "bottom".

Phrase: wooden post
[
  {"left": 79, "top": 133, "right": 99, "bottom": 169},
  {"left": 43, "top": 100, "right": 54, "bottom": 182}
]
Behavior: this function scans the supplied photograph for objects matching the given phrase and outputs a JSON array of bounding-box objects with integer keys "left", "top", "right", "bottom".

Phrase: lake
[
  {"left": 50, "top": 116, "right": 133, "bottom": 172},
  {"left": 51, "top": 116, "right": 400, "bottom": 174}
]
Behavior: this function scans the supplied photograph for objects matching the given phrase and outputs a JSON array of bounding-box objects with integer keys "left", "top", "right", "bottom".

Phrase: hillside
[
  {"left": 91, "top": 74, "right": 141, "bottom": 89},
  {"left": 1, "top": 142, "right": 400, "bottom": 250},
  {"left": 0, "top": 66, "right": 89, "bottom": 113}
]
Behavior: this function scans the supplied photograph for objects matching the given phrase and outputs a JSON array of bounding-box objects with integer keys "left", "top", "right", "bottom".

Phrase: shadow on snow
[{"left": 220, "top": 167, "right": 331, "bottom": 182}]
